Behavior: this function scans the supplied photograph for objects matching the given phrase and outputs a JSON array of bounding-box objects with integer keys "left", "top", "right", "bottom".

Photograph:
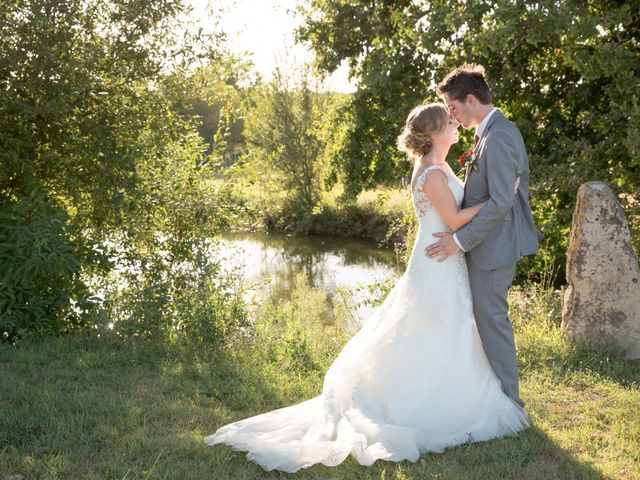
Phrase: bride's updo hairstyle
[{"left": 397, "top": 103, "right": 449, "bottom": 160}]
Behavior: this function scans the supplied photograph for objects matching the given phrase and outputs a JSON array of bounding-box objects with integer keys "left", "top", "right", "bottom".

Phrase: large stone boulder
[{"left": 562, "top": 181, "right": 640, "bottom": 360}]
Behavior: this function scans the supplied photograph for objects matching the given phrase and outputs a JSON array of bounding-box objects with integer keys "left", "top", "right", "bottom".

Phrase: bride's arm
[{"left": 422, "top": 170, "right": 486, "bottom": 231}]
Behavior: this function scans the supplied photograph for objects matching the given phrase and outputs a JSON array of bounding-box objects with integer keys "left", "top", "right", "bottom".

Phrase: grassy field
[{"left": 1, "top": 280, "right": 639, "bottom": 479}]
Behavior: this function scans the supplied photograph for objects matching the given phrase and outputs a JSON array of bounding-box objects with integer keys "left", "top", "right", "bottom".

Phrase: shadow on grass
[
  {"left": 0, "top": 332, "right": 289, "bottom": 479},
  {"left": 180, "top": 343, "right": 304, "bottom": 415},
  {"left": 202, "top": 423, "right": 605, "bottom": 480}
]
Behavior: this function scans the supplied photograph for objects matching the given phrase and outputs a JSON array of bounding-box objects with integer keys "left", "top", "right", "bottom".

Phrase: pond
[{"left": 217, "top": 232, "right": 404, "bottom": 325}]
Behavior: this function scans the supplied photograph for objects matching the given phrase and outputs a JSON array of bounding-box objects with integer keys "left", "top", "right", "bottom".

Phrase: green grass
[{"left": 1, "top": 281, "right": 639, "bottom": 479}]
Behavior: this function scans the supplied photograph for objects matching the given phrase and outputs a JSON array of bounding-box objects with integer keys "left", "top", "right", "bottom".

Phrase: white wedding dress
[{"left": 204, "top": 164, "right": 530, "bottom": 472}]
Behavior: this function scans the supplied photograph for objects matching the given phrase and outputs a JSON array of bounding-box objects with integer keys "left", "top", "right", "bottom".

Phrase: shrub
[{"left": 0, "top": 190, "right": 91, "bottom": 339}]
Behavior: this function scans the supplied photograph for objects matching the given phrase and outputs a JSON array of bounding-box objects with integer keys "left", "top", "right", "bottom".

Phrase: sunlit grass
[{"left": 1, "top": 279, "right": 638, "bottom": 479}]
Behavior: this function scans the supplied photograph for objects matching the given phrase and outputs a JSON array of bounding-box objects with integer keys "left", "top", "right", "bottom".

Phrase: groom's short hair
[{"left": 436, "top": 64, "right": 492, "bottom": 105}]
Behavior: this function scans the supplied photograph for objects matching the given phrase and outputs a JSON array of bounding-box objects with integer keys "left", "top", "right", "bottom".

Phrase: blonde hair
[{"left": 397, "top": 103, "right": 449, "bottom": 159}]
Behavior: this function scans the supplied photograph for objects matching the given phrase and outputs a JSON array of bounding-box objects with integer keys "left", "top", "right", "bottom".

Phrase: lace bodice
[
  {"left": 407, "top": 163, "right": 467, "bottom": 275},
  {"left": 411, "top": 164, "right": 464, "bottom": 224}
]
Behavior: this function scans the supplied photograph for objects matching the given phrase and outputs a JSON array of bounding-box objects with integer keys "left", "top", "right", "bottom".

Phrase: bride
[{"left": 204, "top": 103, "right": 530, "bottom": 472}]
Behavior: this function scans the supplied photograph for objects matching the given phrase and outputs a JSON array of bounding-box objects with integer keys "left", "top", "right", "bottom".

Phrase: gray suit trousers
[{"left": 467, "top": 258, "right": 524, "bottom": 408}]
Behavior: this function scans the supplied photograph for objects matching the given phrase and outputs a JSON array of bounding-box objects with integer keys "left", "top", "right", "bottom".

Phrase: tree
[
  {"left": 244, "top": 65, "right": 333, "bottom": 213},
  {"left": 161, "top": 59, "right": 251, "bottom": 161},
  {"left": 297, "top": 0, "right": 640, "bottom": 282},
  {"left": 0, "top": 0, "right": 242, "bottom": 337}
]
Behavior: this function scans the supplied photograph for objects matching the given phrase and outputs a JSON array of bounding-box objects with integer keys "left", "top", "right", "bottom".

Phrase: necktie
[{"left": 474, "top": 134, "right": 480, "bottom": 148}]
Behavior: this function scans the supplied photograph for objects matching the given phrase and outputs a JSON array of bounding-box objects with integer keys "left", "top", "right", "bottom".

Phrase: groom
[{"left": 425, "top": 64, "right": 543, "bottom": 408}]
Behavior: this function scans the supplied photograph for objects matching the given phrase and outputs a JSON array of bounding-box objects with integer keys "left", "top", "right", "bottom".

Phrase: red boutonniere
[{"left": 458, "top": 148, "right": 478, "bottom": 172}]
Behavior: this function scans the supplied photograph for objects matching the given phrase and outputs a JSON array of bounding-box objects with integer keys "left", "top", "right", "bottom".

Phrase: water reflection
[{"left": 217, "top": 232, "right": 403, "bottom": 324}]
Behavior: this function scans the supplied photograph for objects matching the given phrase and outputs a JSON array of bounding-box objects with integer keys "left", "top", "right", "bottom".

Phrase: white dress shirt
[
  {"left": 474, "top": 107, "right": 499, "bottom": 142},
  {"left": 452, "top": 107, "right": 498, "bottom": 252}
]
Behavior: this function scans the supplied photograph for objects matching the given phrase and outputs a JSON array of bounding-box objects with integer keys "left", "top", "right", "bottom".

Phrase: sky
[{"left": 187, "top": 0, "right": 357, "bottom": 92}]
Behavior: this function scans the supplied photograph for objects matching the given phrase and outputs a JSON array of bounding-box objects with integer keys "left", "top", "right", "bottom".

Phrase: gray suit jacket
[{"left": 456, "top": 110, "right": 543, "bottom": 271}]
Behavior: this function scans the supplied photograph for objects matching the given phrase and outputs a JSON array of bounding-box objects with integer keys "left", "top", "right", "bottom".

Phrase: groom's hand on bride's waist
[{"left": 425, "top": 232, "right": 461, "bottom": 262}]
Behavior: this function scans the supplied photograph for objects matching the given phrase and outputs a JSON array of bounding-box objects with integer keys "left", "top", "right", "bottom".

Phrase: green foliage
[
  {"left": 355, "top": 277, "right": 397, "bottom": 308},
  {"left": 297, "top": 0, "right": 640, "bottom": 282},
  {"left": 0, "top": 0, "right": 218, "bottom": 220},
  {"left": 235, "top": 179, "right": 420, "bottom": 273},
  {"left": 0, "top": 0, "right": 247, "bottom": 337},
  {"left": 0, "top": 189, "right": 90, "bottom": 339},
  {"left": 161, "top": 60, "right": 250, "bottom": 160},
  {"left": 91, "top": 238, "right": 248, "bottom": 348},
  {"left": 252, "top": 273, "right": 342, "bottom": 374},
  {"left": 243, "top": 66, "right": 342, "bottom": 213}
]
